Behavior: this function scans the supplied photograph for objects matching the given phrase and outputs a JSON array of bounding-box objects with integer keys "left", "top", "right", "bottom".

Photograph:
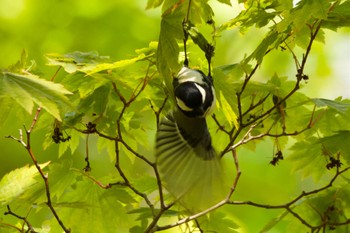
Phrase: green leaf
[
  {"left": 46, "top": 51, "right": 110, "bottom": 74},
  {"left": 312, "top": 98, "right": 350, "bottom": 114},
  {"left": 0, "top": 162, "right": 50, "bottom": 205},
  {"left": 215, "top": 63, "right": 244, "bottom": 79},
  {"left": 289, "top": 129, "right": 350, "bottom": 179},
  {"left": 128, "top": 207, "right": 153, "bottom": 220},
  {"left": 288, "top": 137, "right": 328, "bottom": 180},
  {"left": 47, "top": 160, "right": 78, "bottom": 200},
  {"left": 157, "top": 3, "right": 184, "bottom": 93},
  {"left": 324, "top": 1, "right": 350, "bottom": 30},
  {"left": 57, "top": 178, "right": 136, "bottom": 232},
  {"left": 7, "top": 49, "right": 31, "bottom": 73},
  {"left": 312, "top": 0, "right": 329, "bottom": 20},
  {"left": 128, "top": 207, "right": 178, "bottom": 221},
  {"left": 216, "top": 0, "right": 232, "bottom": 6},
  {"left": 77, "top": 85, "right": 110, "bottom": 115},
  {"left": 47, "top": 50, "right": 153, "bottom": 76},
  {"left": 300, "top": 187, "right": 350, "bottom": 232},
  {"left": 318, "top": 130, "right": 350, "bottom": 164},
  {"left": 261, "top": 210, "right": 289, "bottom": 233},
  {"left": 0, "top": 72, "right": 72, "bottom": 121},
  {"left": 63, "top": 111, "right": 85, "bottom": 127},
  {"left": 199, "top": 210, "right": 239, "bottom": 233},
  {"left": 246, "top": 30, "right": 279, "bottom": 64},
  {"left": 187, "top": 25, "right": 212, "bottom": 54},
  {"left": 135, "top": 41, "right": 158, "bottom": 56},
  {"left": 218, "top": 91, "right": 239, "bottom": 129},
  {"left": 61, "top": 72, "right": 108, "bottom": 99},
  {"left": 218, "top": 2, "right": 277, "bottom": 32},
  {"left": 145, "top": 0, "right": 164, "bottom": 9},
  {"left": 189, "top": 0, "right": 214, "bottom": 24},
  {"left": 129, "top": 218, "right": 149, "bottom": 233},
  {"left": 0, "top": 96, "right": 27, "bottom": 129},
  {"left": 291, "top": 0, "right": 329, "bottom": 27},
  {"left": 86, "top": 53, "right": 150, "bottom": 75},
  {"left": 314, "top": 99, "right": 350, "bottom": 137},
  {"left": 132, "top": 176, "right": 158, "bottom": 194}
]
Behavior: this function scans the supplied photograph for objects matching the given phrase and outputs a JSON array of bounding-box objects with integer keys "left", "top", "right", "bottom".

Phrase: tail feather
[{"left": 155, "top": 110, "right": 229, "bottom": 211}]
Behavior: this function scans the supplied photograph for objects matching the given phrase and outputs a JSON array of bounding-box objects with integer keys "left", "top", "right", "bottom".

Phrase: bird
[
  {"left": 155, "top": 66, "right": 227, "bottom": 211},
  {"left": 173, "top": 67, "right": 216, "bottom": 119}
]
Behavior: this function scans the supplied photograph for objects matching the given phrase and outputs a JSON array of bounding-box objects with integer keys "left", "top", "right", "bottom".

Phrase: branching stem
[
  {"left": 6, "top": 107, "right": 71, "bottom": 233},
  {"left": 4, "top": 205, "right": 36, "bottom": 233},
  {"left": 231, "top": 166, "right": 350, "bottom": 231}
]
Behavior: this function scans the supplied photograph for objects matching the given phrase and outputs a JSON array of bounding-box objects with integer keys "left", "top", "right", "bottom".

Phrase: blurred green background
[{"left": 0, "top": 0, "right": 349, "bottom": 232}]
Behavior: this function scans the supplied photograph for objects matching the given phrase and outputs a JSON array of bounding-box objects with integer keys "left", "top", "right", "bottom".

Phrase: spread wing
[{"left": 155, "top": 110, "right": 228, "bottom": 211}]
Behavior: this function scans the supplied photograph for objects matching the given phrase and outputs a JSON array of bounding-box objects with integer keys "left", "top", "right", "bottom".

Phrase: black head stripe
[
  {"left": 175, "top": 82, "right": 203, "bottom": 110},
  {"left": 174, "top": 81, "right": 214, "bottom": 117},
  {"left": 173, "top": 67, "right": 216, "bottom": 117}
]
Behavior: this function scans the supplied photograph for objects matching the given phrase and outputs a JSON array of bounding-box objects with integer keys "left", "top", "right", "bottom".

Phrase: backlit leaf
[
  {"left": 0, "top": 162, "right": 50, "bottom": 205},
  {"left": 0, "top": 72, "right": 72, "bottom": 120},
  {"left": 157, "top": 10, "right": 183, "bottom": 92},
  {"left": 216, "top": 0, "right": 232, "bottom": 6},
  {"left": 86, "top": 53, "right": 149, "bottom": 75},
  {"left": 46, "top": 51, "right": 110, "bottom": 74},
  {"left": 318, "top": 130, "right": 350, "bottom": 164},
  {"left": 312, "top": 98, "right": 350, "bottom": 114},
  {"left": 219, "top": 91, "right": 239, "bottom": 129},
  {"left": 288, "top": 137, "right": 328, "bottom": 180},
  {"left": 199, "top": 210, "right": 239, "bottom": 233},
  {"left": 146, "top": 0, "right": 164, "bottom": 9},
  {"left": 324, "top": 1, "right": 350, "bottom": 30},
  {"left": 261, "top": 210, "right": 289, "bottom": 233}
]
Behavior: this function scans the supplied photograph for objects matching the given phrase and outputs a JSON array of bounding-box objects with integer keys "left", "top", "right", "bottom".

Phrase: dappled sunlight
[{"left": 1, "top": 0, "right": 349, "bottom": 232}]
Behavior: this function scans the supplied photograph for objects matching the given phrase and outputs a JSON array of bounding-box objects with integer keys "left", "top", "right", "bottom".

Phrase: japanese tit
[
  {"left": 173, "top": 67, "right": 216, "bottom": 118},
  {"left": 155, "top": 67, "right": 227, "bottom": 211}
]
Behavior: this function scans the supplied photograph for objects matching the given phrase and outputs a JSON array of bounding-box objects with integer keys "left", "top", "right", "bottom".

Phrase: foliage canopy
[{"left": 1, "top": 0, "right": 350, "bottom": 232}]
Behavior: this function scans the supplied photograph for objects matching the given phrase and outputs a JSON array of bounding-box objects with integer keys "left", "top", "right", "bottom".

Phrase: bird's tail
[{"left": 156, "top": 111, "right": 229, "bottom": 212}]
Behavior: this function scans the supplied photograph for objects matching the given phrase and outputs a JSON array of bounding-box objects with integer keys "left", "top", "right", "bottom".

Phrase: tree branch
[
  {"left": 114, "top": 140, "right": 155, "bottom": 214},
  {"left": 230, "top": 166, "right": 350, "bottom": 231},
  {"left": 4, "top": 205, "right": 37, "bottom": 233},
  {"left": 149, "top": 95, "right": 169, "bottom": 128},
  {"left": 6, "top": 107, "right": 71, "bottom": 233}
]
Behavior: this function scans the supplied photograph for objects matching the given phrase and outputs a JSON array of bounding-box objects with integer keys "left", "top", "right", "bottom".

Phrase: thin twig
[
  {"left": 149, "top": 95, "right": 169, "bottom": 128},
  {"left": 6, "top": 107, "right": 71, "bottom": 232},
  {"left": 185, "top": 0, "right": 192, "bottom": 23},
  {"left": 70, "top": 168, "right": 125, "bottom": 189},
  {"left": 222, "top": 18, "right": 324, "bottom": 157},
  {"left": 226, "top": 149, "right": 242, "bottom": 199},
  {"left": 4, "top": 205, "right": 37, "bottom": 233},
  {"left": 114, "top": 140, "right": 155, "bottom": 214},
  {"left": 144, "top": 203, "right": 174, "bottom": 233},
  {"left": 0, "top": 221, "right": 22, "bottom": 232},
  {"left": 212, "top": 114, "right": 231, "bottom": 135},
  {"left": 72, "top": 126, "right": 117, "bottom": 140},
  {"left": 228, "top": 105, "right": 322, "bottom": 152},
  {"left": 84, "top": 134, "right": 91, "bottom": 172},
  {"left": 230, "top": 166, "right": 350, "bottom": 231},
  {"left": 50, "top": 66, "right": 62, "bottom": 82}
]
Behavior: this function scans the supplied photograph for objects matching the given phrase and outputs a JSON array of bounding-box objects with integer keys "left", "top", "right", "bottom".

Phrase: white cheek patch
[
  {"left": 211, "top": 86, "right": 216, "bottom": 107},
  {"left": 176, "top": 97, "right": 193, "bottom": 112},
  {"left": 194, "top": 83, "right": 206, "bottom": 104},
  {"left": 203, "top": 86, "right": 216, "bottom": 117}
]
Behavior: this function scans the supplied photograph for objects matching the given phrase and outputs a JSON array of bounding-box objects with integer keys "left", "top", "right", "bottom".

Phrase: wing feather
[{"left": 155, "top": 110, "right": 229, "bottom": 211}]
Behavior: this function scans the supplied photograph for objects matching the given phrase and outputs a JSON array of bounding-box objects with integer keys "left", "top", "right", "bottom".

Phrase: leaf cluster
[{"left": 1, "top": 0, "right": 350, "bottom": 232}]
